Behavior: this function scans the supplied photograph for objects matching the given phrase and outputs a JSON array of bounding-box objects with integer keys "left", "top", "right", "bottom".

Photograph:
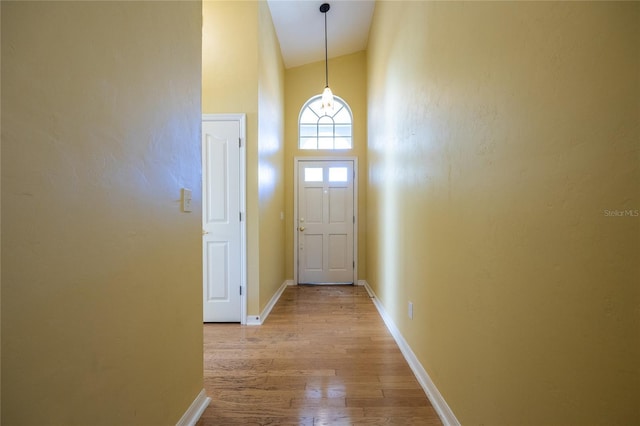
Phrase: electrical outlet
[{"left": 408, "top": 302, "right": 414, "bottom": 319}]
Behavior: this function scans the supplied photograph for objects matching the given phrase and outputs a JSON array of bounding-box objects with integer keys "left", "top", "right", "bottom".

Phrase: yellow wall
[
  {"left": 203, "top": 1, "right": 286, "bottom": 317},
  {"left": 257, "top": 2, "right": 287, "bottom": 310},
  {"left": 202, "top": 0, "right": 260, "bottom": 315},
  {"left": 1, "top": 2, "right": 203, "bottom": 424},
  {"left": 0, "top": 2, "right": 3, "bottom": 419},
  {"left": 367, "top": 2, "right": 639, "bottom": 425},
  {"left": 284, "top": 52, "right": 368, "bottom": 281}
]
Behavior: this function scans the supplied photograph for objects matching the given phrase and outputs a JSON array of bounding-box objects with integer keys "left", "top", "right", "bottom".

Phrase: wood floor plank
[
  {"left": 198, "top": 285, "right": 441, "bottom": 425},
  {"left": 346, "top": 396, "right": 430, "bottom": 408},
  {"left": 290, "top": 397, "right": 347, "bottom": 408},
  {"left": 198, "top": 417, "right": 315, "bottom": 426},
  {"left": 315, "top": 417, "right": 441, "bottom": 426},
  {"left": 363, "top": 406, "right": 441, "bottom": 419},
  {"left": 382, "top": 388, "right": 429, "bottom": 398}
]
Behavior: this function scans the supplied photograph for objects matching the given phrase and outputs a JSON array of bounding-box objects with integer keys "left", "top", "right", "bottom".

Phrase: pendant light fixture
[{"left": 320, "top": 3, "right": 334, "bottom": 114}]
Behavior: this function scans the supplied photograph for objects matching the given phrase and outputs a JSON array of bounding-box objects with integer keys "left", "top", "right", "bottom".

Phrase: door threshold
[{"left": 298, "top": 282, "right": 354, "bottom": 286}]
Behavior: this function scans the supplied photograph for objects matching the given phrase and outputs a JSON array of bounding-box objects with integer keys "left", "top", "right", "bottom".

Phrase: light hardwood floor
[{"left": 198, "top": 285, "right": 442, "bottom": 425}]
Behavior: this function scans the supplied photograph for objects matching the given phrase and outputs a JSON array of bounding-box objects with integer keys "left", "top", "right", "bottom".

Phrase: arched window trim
[{"left": 298, "top": 94, "right": 353, "bottom": 150}]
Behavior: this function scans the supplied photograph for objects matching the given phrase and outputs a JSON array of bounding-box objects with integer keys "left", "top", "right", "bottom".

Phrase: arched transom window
[{"left": 299, "top": 95, "right": 352, "bottom": 150}]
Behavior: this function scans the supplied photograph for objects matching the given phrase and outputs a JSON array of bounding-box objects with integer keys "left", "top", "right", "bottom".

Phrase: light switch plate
[{"left": 181, "top": 188, "right": 192, "bottom": 212}]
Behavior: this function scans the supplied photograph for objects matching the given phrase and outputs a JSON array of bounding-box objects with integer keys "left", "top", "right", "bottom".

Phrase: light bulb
[{"left": 321, "top": 86, "right": 334, "bottom": 114}]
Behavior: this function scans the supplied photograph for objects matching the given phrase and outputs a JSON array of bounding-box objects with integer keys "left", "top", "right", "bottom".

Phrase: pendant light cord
[{"left": 324, "top": 8, "right": 329, "bottom": 88}]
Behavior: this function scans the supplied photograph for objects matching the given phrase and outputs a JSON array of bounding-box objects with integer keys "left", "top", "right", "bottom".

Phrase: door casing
[{"left": 293, "top": 156, "right": 358, "bottom": 285}]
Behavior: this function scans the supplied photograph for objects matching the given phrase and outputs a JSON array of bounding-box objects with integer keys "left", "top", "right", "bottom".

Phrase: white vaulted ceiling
[{"left": 267, "top": 0, "right": 375, "bottom": 69}]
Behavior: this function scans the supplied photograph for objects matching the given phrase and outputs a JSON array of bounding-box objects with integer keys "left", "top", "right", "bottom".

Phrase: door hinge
[
  {"left": 239, "top": 212, "right": 242, "bottom": 222},
  {"left": 353, "top": 216, "right": 355, "bottom": 224},
  {"left": 353, "top": 261, "right": 355, "bottom": 269},
  {"left": 240, "top": 286, "right": 242, "bottom": 296},
  {"left": 239, "top": 137, "right": 242, "bottom": 148}
]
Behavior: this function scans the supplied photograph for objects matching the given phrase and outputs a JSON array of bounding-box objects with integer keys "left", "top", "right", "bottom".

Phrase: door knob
[{"left": 299, "top": 226, "right": 305, "bottom": 232}]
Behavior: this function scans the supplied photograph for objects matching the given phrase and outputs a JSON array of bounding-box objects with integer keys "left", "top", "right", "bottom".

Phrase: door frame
[
  {"left": 293, "top": 156, "right": 358, "bottom": 285},
  {"left": 202, "top": 113, "right": 247, "bottom": 324}
]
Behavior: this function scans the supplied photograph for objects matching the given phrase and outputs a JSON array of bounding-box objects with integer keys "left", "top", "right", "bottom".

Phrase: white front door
[
  {"left": 297, "top": 160, "right": 355, "bottom": 284},
  {"left": 202, "top": 115, "right": 245, "bottom": 322}
]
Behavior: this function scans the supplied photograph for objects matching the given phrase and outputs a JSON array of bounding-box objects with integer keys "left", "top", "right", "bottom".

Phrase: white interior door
[
  {"left": 202, "top": 115, "right": 245, "bottom": 322},
  {"left": 297, "top": 160, "right": 355, "bottom": 284}
]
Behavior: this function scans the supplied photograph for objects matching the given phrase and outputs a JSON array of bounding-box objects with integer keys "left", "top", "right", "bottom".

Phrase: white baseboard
[
  {"left": 245, "top": 315, "right": 261, "bottom": 326},
  {"left": 176, "top": 389, "right": 210, "bottom": 426},
  {"left": 246, "top": 280, "right": 293, "bottom": 326},
  {"left": 361, "top": 281, "right": 460, "bottom": 426}
]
